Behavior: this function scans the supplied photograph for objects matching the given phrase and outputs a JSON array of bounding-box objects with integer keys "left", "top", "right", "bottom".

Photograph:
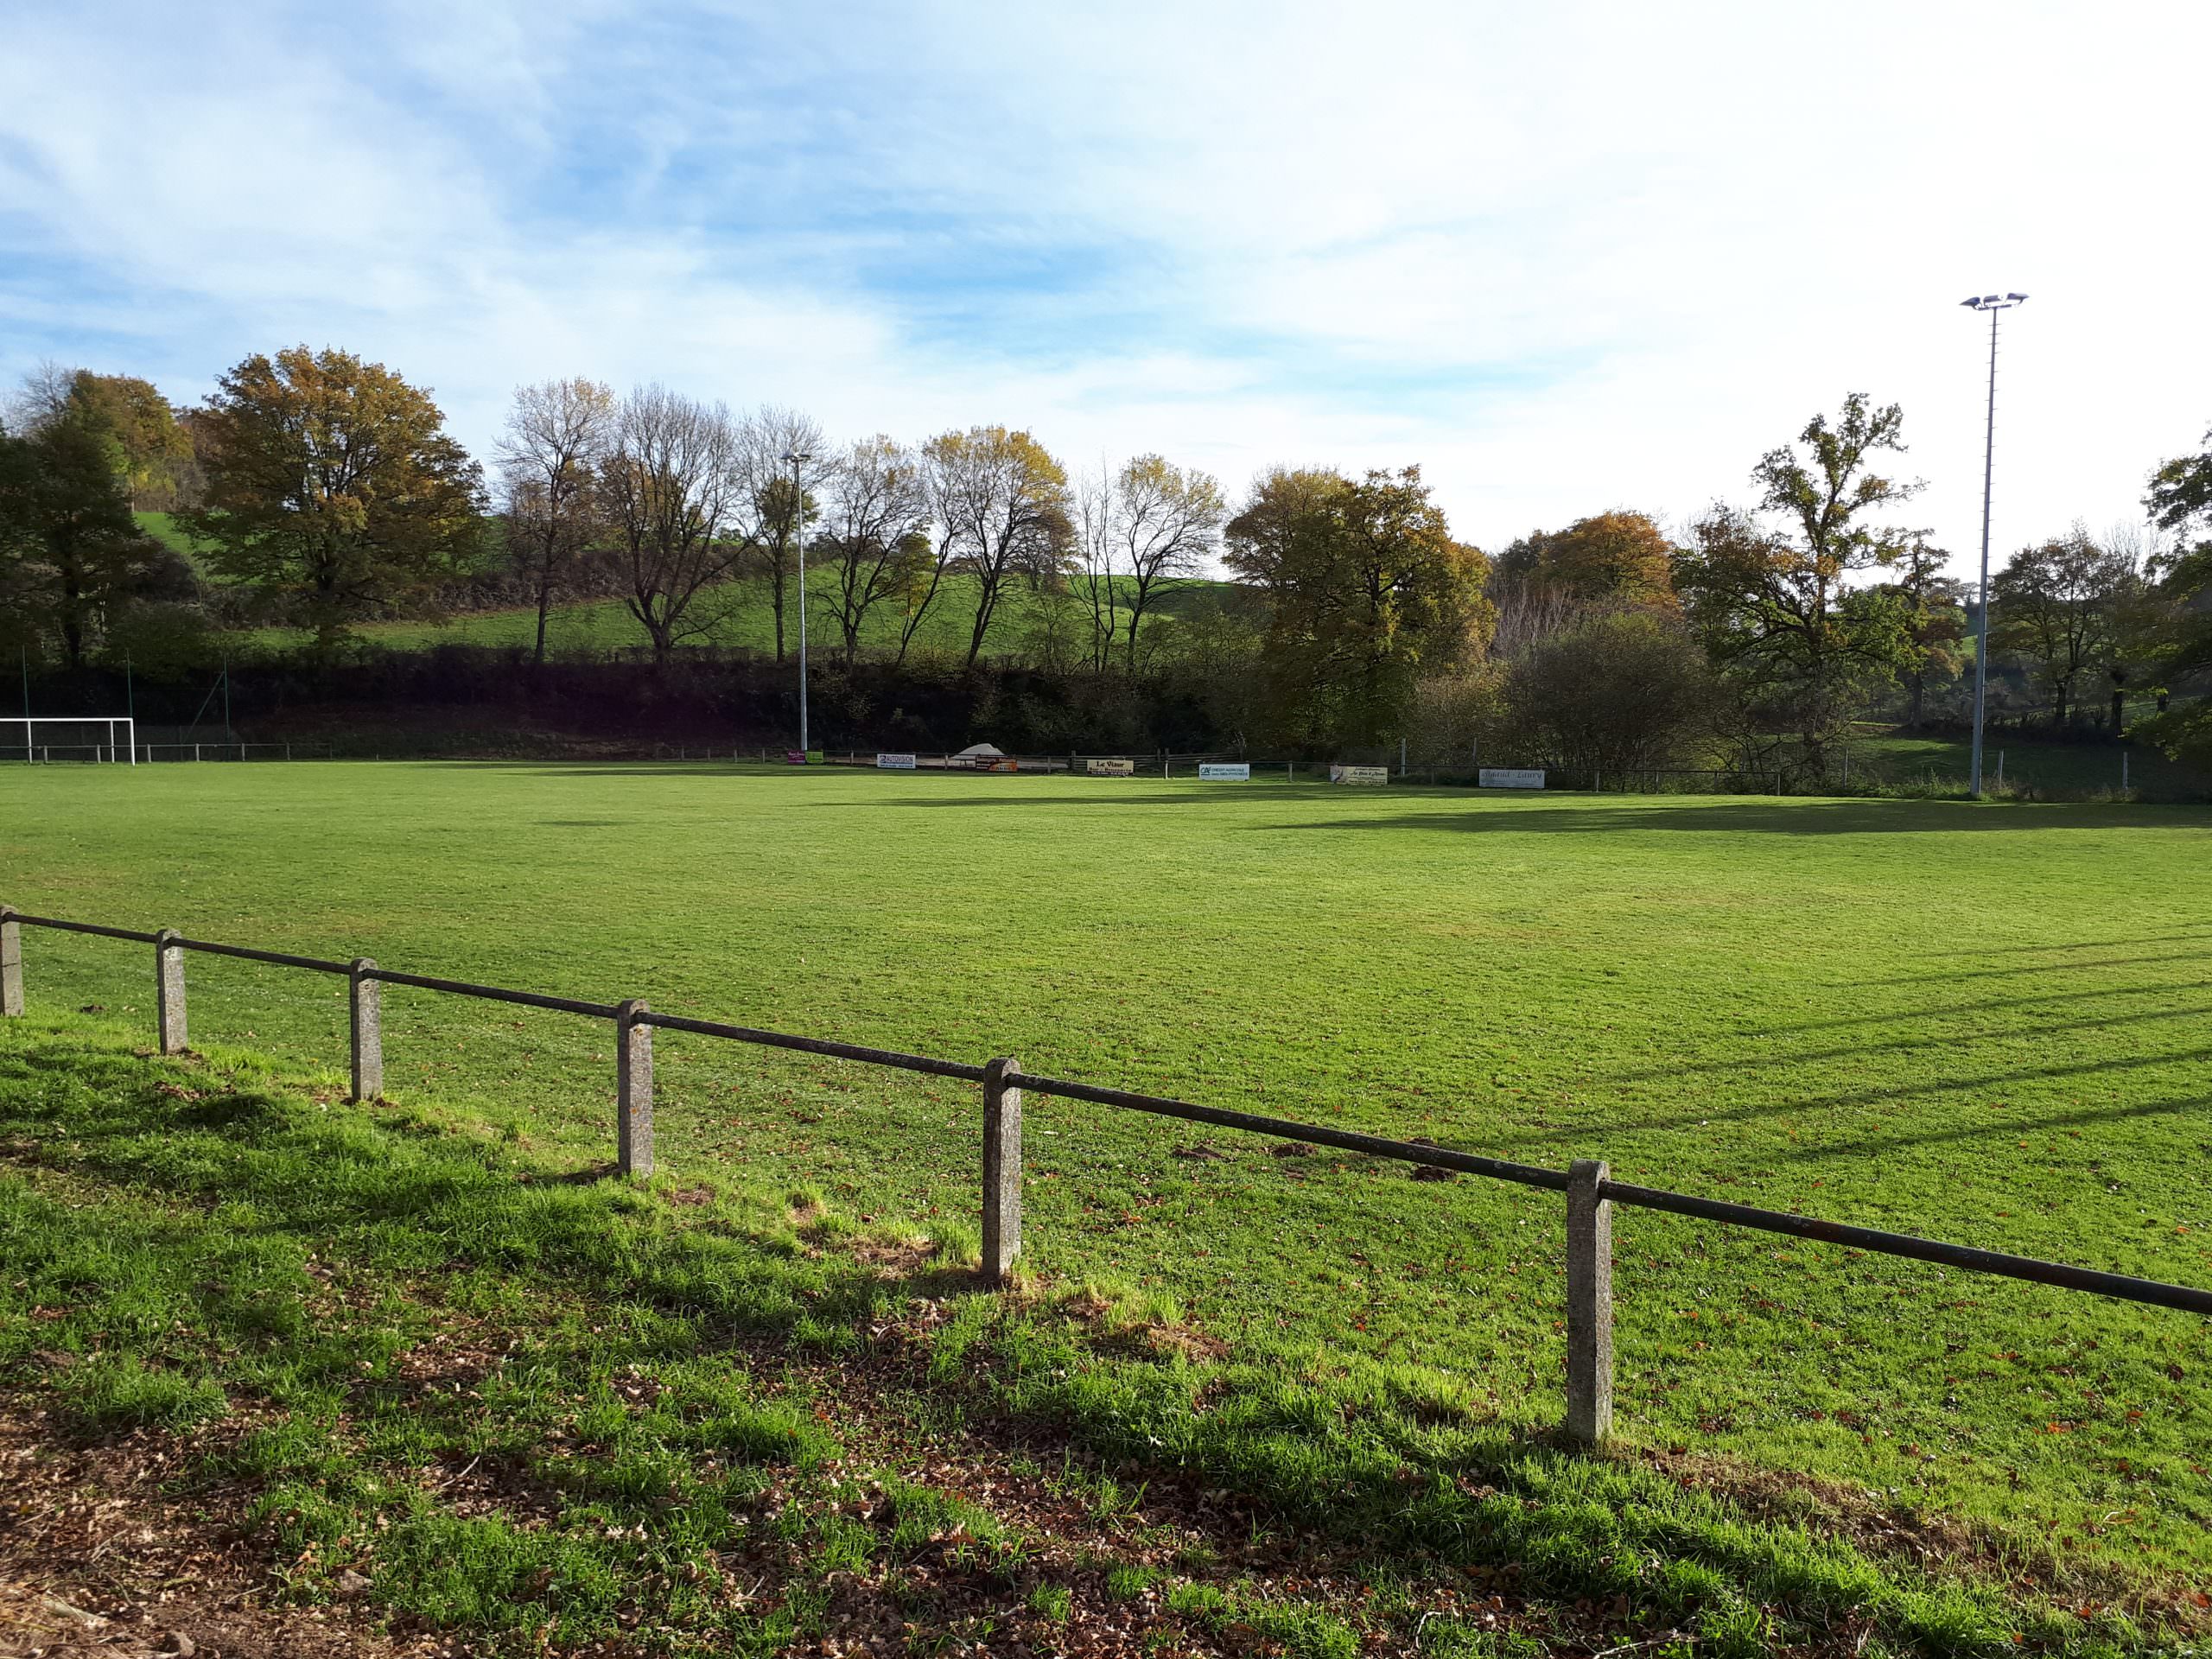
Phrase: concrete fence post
[
  {"left": 348, "top": 958, "right": 382, "bottom": 1101},
  {"left": 616, "top": 999, "right": 653, "bottom": 1178},
  {"left": 1, "top": 906, "right": 22, "bottom": 1017},
  {"left": 982, "top": 1055, "right": 1023, "bottom": 1283},
  {"left": 155, "top": 929, "right": 188, "bottom": 1055},
  {"left": 1565, "top": 1158, "right": 1614, "bottom": 1446}
]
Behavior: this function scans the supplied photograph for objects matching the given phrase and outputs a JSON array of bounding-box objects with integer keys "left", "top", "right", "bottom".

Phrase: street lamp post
[
  {"left": 783, "top": 449, "right": 813, "bottom": 757},
  {"left": 1960, "top": 292, "right": 2027, "bottom": 799}
]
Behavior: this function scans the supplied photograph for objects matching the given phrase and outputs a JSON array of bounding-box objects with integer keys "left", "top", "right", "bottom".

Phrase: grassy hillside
[
  {"left": 256, "top": 570, "right": 1236, "bottom": 661},
  {"left": 4, "top": 764, "right": 2209, "bottom": 1624}
]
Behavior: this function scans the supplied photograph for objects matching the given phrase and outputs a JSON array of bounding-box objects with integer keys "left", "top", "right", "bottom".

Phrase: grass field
[{"left": 5, "top": 765, "right": 2212, "bottom": 1650}]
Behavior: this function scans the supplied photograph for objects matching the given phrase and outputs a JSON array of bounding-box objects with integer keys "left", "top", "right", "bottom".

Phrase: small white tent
[{"left": 951, "top": 742, "right": 1015, "bottom": 772}]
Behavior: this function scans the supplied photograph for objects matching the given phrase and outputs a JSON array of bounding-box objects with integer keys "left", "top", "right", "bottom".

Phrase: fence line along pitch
[{"left": 3, "top": 905, "right": 2207, "bottom": 1449}]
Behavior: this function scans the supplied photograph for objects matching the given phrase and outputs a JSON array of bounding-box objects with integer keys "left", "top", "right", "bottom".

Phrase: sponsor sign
[
  {"left": 1329, "top": 764, "right": 1389, "bottom": 785},
  {"left": 875, "top": 752, "right": 917, "bottom": 770},
  {"left": 1478, "top": 767, "right": 1546, "bottom": 790},
  {"left": 1085, "top": 757, "right": 1135, "bottom": 777},
  {"left": 785, "top": 750, "right": 808, "bottom": 765},
  {"left": 1198, "top": 762, "right": 1250, "bottom": 782}
]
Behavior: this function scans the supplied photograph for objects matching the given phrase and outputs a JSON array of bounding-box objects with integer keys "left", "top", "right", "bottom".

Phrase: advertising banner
[
  {"left": 875, "top": 753, "right": 917, "bottom": 770},
  {"left": 1329, "top": 765, "right": 1389, "bottom": 785},
  {"left": 1478, "top": 767, "right": 1546, "bottom": 790},
  {"left": 1197, "top": 762, "right": 1251, "bottom": 781},
  {"left": 1085, "top": 757, "right": 1135, "bottom": 776}
]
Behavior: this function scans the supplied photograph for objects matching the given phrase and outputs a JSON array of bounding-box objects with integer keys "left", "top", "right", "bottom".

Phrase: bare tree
[
  {"left": 3, "top": 360, "right": 76, "bottom": 435},
  {"left": 1070, "top": 459, "right": 1120, "bottom": 672},
  {"left": 922, "top": 425, "right": 1071, "bottom": 669},
  {"left": 599, "top": 385, "right": 745, "bottom": 664},
  {"left": 495, "top": 378, "right": 615, "bottom": 664},
  {"left": 734, "top": 407, "right": 829, "bottom": 662},
  {"left": 822, "top": 435, "right": 931, "bottom": 664},
  {"left": 1112, "top": 454, "right": 1224, "bottom": 669}
]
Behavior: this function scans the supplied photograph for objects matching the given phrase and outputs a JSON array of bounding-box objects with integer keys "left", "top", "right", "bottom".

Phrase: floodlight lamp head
[
  {"left": 782, "top": 448, "right": 812, "bottom": 466},
  {"left": 1961, "top": 296, "right": 1981, "bottom": 308},
  {"left": 2005, "top": 292, "right": 2028, "bottom": 302}
]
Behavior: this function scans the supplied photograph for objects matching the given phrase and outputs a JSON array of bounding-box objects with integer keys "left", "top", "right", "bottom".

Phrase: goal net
[{"left": 2, "top": 717, "right": 137, "bottom": 764}]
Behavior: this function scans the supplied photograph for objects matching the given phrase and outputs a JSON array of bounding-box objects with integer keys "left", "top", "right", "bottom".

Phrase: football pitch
[{"left": 5, "top": 761, "right": 2210, "bottom": 1578}]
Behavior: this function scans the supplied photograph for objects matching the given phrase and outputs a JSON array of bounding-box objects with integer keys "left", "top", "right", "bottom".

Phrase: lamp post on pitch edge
[
  {"left": 1961, "top": 292, "right": 2026, "bottom": 799},
  {"left": 784, "top": 449, "right": 813, "bottom": 757}
]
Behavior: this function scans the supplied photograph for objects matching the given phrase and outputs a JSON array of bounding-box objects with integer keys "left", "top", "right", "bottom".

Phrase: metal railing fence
[
  {"left": 2, "top": 904, "right": 2204, "bottom": 1448},
  {"left": 2, "top": 743, "right": 324, "bottom": 764}
]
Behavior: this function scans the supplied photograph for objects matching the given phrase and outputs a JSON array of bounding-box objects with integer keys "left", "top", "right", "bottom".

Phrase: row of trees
[{"left": 5, "top": 345, "right": 2210, "bottom": 775}]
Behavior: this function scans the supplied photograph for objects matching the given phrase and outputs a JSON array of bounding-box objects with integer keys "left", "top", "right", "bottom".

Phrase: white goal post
[{"left": 3, "top": 716, "right": 137, "bottom": 764}]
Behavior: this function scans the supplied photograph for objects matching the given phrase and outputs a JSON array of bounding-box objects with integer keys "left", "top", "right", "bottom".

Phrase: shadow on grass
[
  {"left": 1748, "top": 978, "right": 2208, "bottom": 1039},
  {"left": 1913, "top": 926, "right": 2212, "bottom": 958},
  {"left": 1831, "top": 950, "right": 2212, "bottom": 985},
  {"left": 1536, "top": 1041, "right": 2212, "bottom": 1148},
  {"left": 1255, "top": 800, "right": 2200, "bottom": 836},
  {"left": 1606, "top": 998, "right": 2212, "bottom": 1085}
]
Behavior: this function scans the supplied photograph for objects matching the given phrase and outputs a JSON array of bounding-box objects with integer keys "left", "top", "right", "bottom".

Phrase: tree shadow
[
  {"left": 1777, "top": 1090, "right": 2209, "bottom": 1166},
  {"left": 1914, "top": 927, "right": 2212, "bottom": 958},
  {"left": 1830, "top": 950, "right": 2212, "bottom": 987},
  {"left": 1259, "top": 800, "right": 2197, "bottom": 836},
  {"left": 1521, "top": 1041, "right": 2212, "bottom": 1149},
  {"left": 1605, "top": 999, "right": 2212, "bottom": 1085},
  {"left": 1748, "top": 980, "right": 2206, "bottom": 1039}
]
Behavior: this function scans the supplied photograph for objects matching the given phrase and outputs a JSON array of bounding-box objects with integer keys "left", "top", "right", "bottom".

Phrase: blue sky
[{"left": 4, "top": 0, "right": 2208, "bottom": 573}]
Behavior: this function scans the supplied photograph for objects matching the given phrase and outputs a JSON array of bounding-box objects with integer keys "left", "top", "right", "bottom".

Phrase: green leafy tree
[
  {"left": 1503, "top": 610, "right": 1721, "bottom": 780},
  {"left": 1990, "top": 525, "right": 2139, "bottom": 728},
  {"left": 185, "top": 347, "right": 486, "bottom": 648},
  {"left": 1872, "top": 534, "right": 1967, "bottom": 726},
  {"left": 1674, "top": 394, "right": 1922, "bottom": 772},
  {"left": 2132, "top": 427, "right": 2212, "bottom": 766},
  {"left": 0, "top": 414, "right": 189, "bottom": 666},
  {"left": 1224, "top": 466, "right": 1491, "bottom": 751},
  {"left": 65, "top": 372, "right": 196, "bottom": 509}
]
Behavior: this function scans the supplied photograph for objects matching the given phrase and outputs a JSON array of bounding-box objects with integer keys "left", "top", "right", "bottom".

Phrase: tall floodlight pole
[
  {"left": 784, "top": 449, "right": 814, "bottom": 756},
  {"left": 1960, "top": 292, "right": 2027, "bottom": 798}
]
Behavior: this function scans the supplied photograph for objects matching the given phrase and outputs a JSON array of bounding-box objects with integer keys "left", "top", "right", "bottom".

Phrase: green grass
[
  {"left": 0, "top": 1023, "right": 2175, "bottom": 1655},
  {"left": 136, "top": 508, "right": 228, "bottom": 577},
  {"left": 232, "top": 569, "right": 1235, "bottom": 660},
  {"left": 4, "top": 764, "right": 2211, "bottom": 1618}
]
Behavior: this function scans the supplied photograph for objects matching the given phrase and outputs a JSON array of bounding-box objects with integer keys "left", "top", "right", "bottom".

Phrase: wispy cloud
[{"left": 3, "top": 0, "right": 2207, "bottom": 566}]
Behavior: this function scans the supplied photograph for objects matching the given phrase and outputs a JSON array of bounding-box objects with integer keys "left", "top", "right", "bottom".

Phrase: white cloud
[{"left": 1, "top": 0, "right": 2206, "bottom": 575}]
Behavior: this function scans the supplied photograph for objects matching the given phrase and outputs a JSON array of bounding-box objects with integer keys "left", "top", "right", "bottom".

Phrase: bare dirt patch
[{"left": 0, "top": 1407, "right": 408, "bottom": 1659}]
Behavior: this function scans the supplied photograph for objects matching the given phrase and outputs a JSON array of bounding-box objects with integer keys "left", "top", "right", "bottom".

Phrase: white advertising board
[
  {"left": 1330, "top": 765, "right": 1389, "bottom": 785},
  {"left": 1478, "top": 767, "right": 1546, "bottom": 790},
  {"left": 1198, "top": 762, "right": 1251, "bottom": 781},
  {"left": 1085, "top": 757, "right": 1135, "bottom": 776},
  {"left": 875, "top": 752, "right": 917, "bottom": 770}
]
